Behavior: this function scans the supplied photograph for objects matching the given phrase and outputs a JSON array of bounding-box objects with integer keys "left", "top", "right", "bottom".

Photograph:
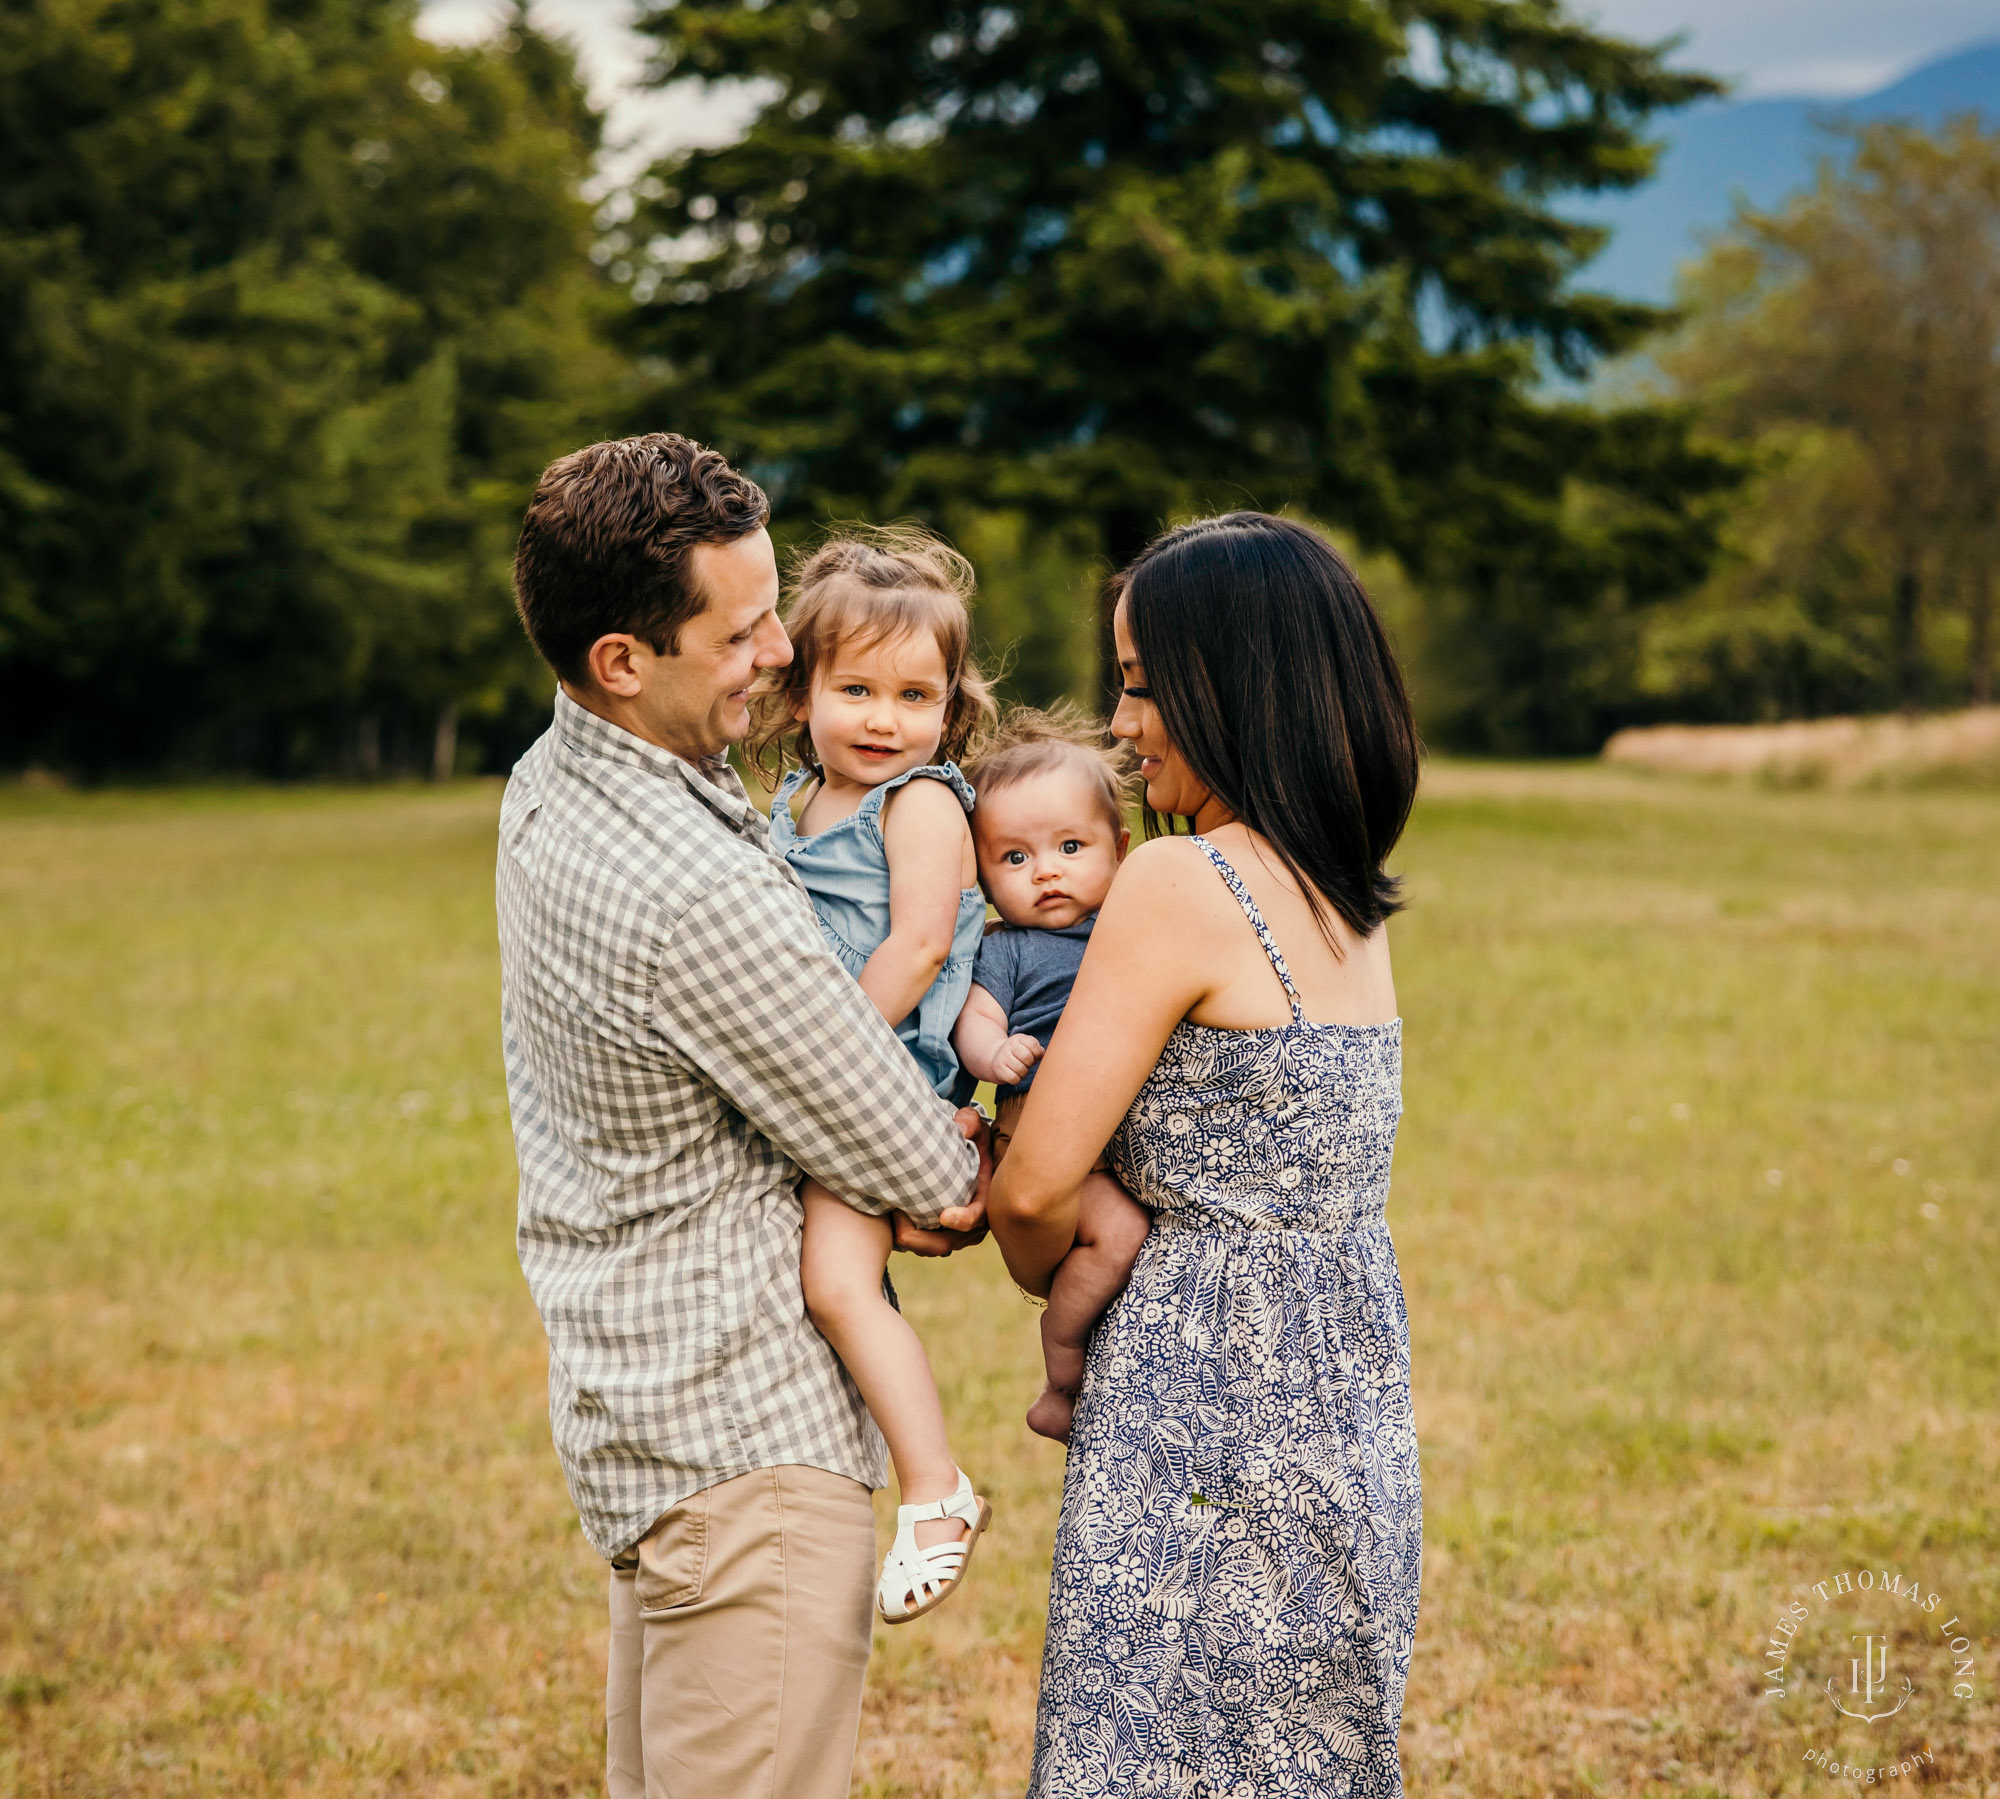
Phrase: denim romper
[{"left": 768, "top": 761, "right": 986, "bottom": 1105}]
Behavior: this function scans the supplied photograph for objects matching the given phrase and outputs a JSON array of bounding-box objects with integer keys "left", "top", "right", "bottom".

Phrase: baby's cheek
[{"left": 978, "top": 863, "right": 1025, "bottom": 916}]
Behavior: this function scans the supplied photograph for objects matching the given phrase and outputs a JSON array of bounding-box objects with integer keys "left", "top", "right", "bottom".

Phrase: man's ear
[{"left": 585, "top": 633, "right": 647, "bottom": 699}]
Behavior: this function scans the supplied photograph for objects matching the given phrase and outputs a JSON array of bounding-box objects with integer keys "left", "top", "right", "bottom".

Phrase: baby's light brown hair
[
  {"left": 963, "top": 703, "right": 1134, "bottom": 835},
  {"left": 749, "top": 524, "right": 996, "bottom": 785}
]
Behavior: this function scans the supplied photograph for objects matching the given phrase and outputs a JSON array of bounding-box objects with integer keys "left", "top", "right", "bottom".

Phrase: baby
[
  {"left": 751, "top": 528, "right": 997, "bottom": 1624},
  {"left": 955, "top": 710, "right": 1154, "bottom": 1444}
]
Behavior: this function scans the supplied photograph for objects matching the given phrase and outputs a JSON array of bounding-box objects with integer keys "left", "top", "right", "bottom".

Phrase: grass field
[{"left": 1, "top": 768, "right": 1994, "bottom": 1797}]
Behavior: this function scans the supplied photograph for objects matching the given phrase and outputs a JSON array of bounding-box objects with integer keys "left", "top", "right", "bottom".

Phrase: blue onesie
[{"left": 969, "top": 917, "right": 1094, "bottom": 1101}]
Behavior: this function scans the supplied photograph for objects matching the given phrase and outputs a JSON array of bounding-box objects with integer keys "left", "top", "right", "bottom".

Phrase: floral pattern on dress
[{"left": 1029, "top": 838, "right": 1420, "bottom": 1799}]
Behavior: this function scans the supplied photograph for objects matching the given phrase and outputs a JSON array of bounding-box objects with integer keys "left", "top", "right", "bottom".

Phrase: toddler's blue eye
[
  {"left": 1061, "top": 840, "right": 1082, "bottom": 855},
  {"left": 1004, "top": 851, "right": 1027, "bottom": 866},
  {"left": 843, "top": 684, "right": 868, "bottom": 697}
]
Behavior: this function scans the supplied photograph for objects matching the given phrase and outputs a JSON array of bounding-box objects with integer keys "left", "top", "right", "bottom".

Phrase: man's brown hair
[{"left": 513, "top": 434, "right": 770, "bottom": 685}]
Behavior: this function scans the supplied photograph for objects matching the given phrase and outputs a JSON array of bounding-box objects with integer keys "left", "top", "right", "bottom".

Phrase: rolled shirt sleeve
[{"left": 653, "top": 862, "right": 979, "bottom": 1226}]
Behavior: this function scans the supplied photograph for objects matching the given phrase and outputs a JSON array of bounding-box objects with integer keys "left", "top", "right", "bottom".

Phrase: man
[{"left": 496, "top": 434, "right": 988, "bottom": 1799}]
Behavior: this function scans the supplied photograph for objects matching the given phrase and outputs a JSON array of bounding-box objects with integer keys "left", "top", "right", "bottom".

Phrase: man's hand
[
  {"left": 890, "top": 1105, "right": 992, "bottom": 1257},
  {"left": 989, "top": 1034, "right": 1043, "bottom": 1088}
]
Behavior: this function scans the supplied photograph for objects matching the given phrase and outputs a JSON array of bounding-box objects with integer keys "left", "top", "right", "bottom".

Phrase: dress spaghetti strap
[{"left": 1188, "top": 835, "right": 1306, "bottom": 1025}]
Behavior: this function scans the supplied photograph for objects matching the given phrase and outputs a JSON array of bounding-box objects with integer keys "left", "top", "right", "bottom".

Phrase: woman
[{"left": 990, "top": 512, "right": 1423, "bottom": 1798}]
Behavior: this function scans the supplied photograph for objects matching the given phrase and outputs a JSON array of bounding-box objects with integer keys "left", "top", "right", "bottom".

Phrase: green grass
[{"left": 1, "top": 769, "right": 1994, "bottom": 1796}]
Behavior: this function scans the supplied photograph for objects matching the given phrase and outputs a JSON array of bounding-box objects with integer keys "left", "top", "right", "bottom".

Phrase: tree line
[
  {"left": 2, "top": 0, "right": 1994, "bottom": 778},
  {"left": 0, "top": 0, "right": 618, "bottom": 777},
  {"left": 1638, "top": 119, "right": 2000, "bottom": 720}
]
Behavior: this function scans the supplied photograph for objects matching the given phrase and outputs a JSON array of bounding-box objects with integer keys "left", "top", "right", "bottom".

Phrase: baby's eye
[
  {"left": 1003, "top": 850, "right": 1027, "bottom": 866},
  {"left": 900, "top": 689, "right": 930, "bottom": 703},
  {"left": 1061, "top": 839, "right": 1083, "bottom": 855},
  {"left": 841, "top": 684, "right": 869, "bottom": 698}
]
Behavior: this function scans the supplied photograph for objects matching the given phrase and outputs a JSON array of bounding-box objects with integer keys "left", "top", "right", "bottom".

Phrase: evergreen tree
[
  {"left": 626, "top": 0, "right": 1734, "bottom": 746},
  {"left": 0, "top": 0, "right": 615, "bottom": 774}
]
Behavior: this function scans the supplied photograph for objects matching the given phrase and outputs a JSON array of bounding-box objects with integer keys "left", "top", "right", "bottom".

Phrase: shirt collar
[
  {"left": 1001, "top": 915, "right": 1095, "bottom": 939},
  {"left": 553, "top": 687, "right": 767, "bottom": 841}
]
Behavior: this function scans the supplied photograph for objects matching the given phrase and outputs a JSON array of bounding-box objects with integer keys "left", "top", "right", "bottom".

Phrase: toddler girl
[
  {"left": 954, "top": 709, "right": 1153, "bottom": 1443},
  {"left": 751, "top": 528, "right": 996, "bottom": 1623}
]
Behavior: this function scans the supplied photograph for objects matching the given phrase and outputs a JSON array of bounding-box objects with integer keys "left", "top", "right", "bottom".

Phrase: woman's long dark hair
[{"left": 1118, "top": 511, "right": 1420, "bottom": 946}]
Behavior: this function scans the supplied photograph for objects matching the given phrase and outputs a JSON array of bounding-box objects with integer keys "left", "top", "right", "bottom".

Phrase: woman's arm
[
  {"left": 988, "top": 837, "right": 1221, "bottom": 1295},
  {"left": 857, "top": 778, "right": 972, "bottom": 1029}
]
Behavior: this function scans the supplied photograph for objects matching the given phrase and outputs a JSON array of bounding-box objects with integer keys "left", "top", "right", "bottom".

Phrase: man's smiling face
[
  {"left": 569, "top": 526, "right": 791, "bottom": 764},
  {"left": 667, "top": 528, "right": 791, "bottom": 758}
]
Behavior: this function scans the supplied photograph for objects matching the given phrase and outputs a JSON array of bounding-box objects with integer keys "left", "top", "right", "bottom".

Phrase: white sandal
[{"left": 876, "top": 1469, "right": 992, "bottom": 1624}]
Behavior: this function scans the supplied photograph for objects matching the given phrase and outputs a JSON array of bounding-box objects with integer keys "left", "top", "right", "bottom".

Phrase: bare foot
[{"left": 1026, "top": 1382, "right": 1074, "bottom": 1443}]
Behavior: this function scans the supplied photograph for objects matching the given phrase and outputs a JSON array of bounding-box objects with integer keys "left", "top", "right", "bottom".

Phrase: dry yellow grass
[
  {"left": 1, "top": 770, "right": 1994, "bottom": 1797},
  {"left": 1602, "top": 707, "right": 2000, "bottom": 788}
]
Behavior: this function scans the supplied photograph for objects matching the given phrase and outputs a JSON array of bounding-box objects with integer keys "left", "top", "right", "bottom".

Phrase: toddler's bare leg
[
  {"left": 1027, "top": 1172, "right": 1151, "bottom": 1444},
  {"left": 799, "top": 1181, "right": 965, "bottom": 1551}
]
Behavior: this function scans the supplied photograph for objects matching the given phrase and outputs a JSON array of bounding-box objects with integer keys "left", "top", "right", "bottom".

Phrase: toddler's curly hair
[
  {"left": 748, "top": 524, "right": 996, "bottom": 785},
  {"left": 963, "top": 703, "right": 1134, "bottom": 833}
]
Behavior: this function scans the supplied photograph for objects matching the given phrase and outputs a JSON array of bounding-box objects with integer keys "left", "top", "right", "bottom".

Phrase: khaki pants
[{"left": 607, "top": 1463, "right": 877, "bottom": 1799}]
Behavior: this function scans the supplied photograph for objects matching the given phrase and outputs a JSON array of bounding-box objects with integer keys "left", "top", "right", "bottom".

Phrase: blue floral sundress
[{"left": 1029, "top": 837, "right": 1420, "bottom": 1799}]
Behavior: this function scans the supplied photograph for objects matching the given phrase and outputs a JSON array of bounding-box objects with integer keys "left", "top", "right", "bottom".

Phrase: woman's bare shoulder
[
  {"left": 1119, "top": 832, "right": 1225, "bottom": 876},
  {"left": 1102, "top": 834, "right": 1229, "bottom": 923}
]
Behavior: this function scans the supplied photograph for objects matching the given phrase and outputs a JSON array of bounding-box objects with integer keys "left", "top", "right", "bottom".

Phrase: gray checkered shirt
[{"left": 497, "top": 690, "right": 979, "bottom": 1558}]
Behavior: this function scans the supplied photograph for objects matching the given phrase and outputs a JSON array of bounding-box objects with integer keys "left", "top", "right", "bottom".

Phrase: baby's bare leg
[
  {"left": 798, "top": 1181, "right": 964, "bottom": 1550},
  {"left": 1027, "top": 1172, "right": 1151, "bottom": 1443}
]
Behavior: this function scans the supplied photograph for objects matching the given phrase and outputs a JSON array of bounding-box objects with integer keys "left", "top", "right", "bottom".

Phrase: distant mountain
[{"left": 1574, "top": 39, "right": 2000, "bottom": 303}]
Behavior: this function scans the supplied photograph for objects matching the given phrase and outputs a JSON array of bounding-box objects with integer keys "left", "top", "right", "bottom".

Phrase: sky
[
  {"left": 1574, "top": 0, "right": 2000, "bottom": 97},
  {"left": 419, "top": 0, "right": 2000, "bottom": 181}
]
